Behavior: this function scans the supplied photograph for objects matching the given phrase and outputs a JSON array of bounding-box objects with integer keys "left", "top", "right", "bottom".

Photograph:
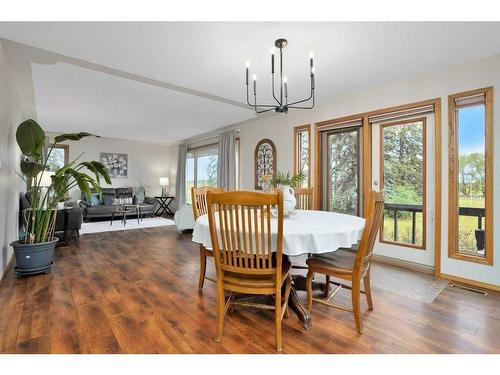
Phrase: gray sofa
[{"left": 79, "top": 187, "right": 157, "bottom": 221}]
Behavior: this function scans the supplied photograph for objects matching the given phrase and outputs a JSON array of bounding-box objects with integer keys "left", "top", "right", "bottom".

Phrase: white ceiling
[{"left": 2, "top": 22, "right": 500, "bottom": 144}]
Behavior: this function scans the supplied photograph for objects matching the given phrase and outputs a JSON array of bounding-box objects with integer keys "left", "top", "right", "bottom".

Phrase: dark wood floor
[{"left": 0, "top": 226, "right": 499, "bottom": 354}]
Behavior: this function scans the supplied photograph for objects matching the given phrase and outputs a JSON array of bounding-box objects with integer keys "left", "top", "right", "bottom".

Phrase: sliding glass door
[
  {"left": 321, "top": 127, "right": 362, "bottom": 215},
  {"left": 185, "top": 146, "right": 218, "bottom": 204}
]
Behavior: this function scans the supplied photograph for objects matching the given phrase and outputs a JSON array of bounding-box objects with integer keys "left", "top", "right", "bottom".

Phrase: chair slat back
[
  {"left": 294, "top": 188, "right": 313, "bottom": 210},
  {"left": 207, "top": 191, "right": 284, "bottom": 277},
  {"left": 354, "top": 191, "right": 385, "bottom": 276},
  {"left": 191, "top": 186, "right": 225, "bottom": 220}
]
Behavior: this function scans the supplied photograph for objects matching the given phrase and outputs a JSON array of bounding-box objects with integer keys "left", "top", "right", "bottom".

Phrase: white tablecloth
[{"left": 192, "top": 210, "right": 365, "bottom": 257}]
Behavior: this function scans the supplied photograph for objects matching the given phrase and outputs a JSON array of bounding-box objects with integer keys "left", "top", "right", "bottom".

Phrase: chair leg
[
  {"left": 364, "top": 270, "right": 374, "bottom": 310},
  {"left": 352, "top": 278, "right": 363, "bottom": 334},
  {"left": 324, "top": 275, "right": 331, "bottom": 298},
  {"left": 306, "top": 269, "right": 314, "bottom": 312},
  {"left": 275, "top": 286, "right": 282, "bottom": 352},
  {"left": 198, "top": 246, "right": 207, "bottom": 291},
  {"left": 283, "top": 275, "right": 291, "bottom": 319},
  {"left": 215, "top": 280, "right": 225, "bottom": 343}
]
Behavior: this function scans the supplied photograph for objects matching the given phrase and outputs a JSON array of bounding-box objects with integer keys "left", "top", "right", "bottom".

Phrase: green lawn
[{"left": 381, "top": 196, "right": 484, "bottom": 253}]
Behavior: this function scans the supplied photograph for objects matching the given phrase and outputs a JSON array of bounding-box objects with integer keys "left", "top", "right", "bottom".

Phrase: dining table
[{"left": 192, "top": 209, "right": 365, "bottom": 329}]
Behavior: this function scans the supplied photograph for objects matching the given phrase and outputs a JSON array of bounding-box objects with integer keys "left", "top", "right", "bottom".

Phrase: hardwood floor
[{"left": 0, "top": 226, "right": 499, "bottom": 353}]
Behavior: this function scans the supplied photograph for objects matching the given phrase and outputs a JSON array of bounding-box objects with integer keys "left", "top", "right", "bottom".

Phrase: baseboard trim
[
  {"left": 371, "top": 254, "right": 435, "bottom": 275},
  {"left": 440, "top": 273, "right": 500, "bottom": 293},
  {"left": 0, "top": 253, "right": 14, "bottom": 289}
]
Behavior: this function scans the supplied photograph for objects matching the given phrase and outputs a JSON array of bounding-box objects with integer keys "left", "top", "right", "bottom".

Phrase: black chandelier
[{"left": 245, "top": 38, "right": 315, "bottom": 114}]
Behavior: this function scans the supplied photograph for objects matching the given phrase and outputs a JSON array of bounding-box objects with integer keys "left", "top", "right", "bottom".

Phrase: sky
[
  {"left": 458, "top": 105, "right": 485, "bottom": 155},
  {"left": 186, "top": 155, "right": 217, "bottom": 181}
]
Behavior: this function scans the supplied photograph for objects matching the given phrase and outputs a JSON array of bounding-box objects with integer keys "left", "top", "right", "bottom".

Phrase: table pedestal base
[{"left": 288, "top": 275, "right": 327, "bottom": 330}]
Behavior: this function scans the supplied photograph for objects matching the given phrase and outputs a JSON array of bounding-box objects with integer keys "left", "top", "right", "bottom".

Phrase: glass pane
[
  {"left": 186, "top": 157, "right": 195, "bottom": 204},
  {"left": 47, "top": 147, "right": 66, "bottom": 172},
  {"left": 327, "top": 130, "right": 358, "bottom": 215},
  {"left": 381, "top": 120, "right": 424, "bottom": 246},
  {"left": 457, "top": 105, "right": 486, "bottom": 257},
  {"left": 197, "top": 154, "right": 218, "bottom": 188},
  {"left": 298, "top": 131, "right": 309, "bottom": 188}
]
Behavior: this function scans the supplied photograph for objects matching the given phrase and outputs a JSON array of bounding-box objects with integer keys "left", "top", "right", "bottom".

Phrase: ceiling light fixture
[{"left": 245, "top": 38, "right": 315, "bottom": 114}]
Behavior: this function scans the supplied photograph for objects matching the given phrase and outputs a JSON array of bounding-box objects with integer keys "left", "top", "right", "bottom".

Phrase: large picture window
[
  {"left": 448, "top": 87, "right": 493, "bottom": 265},
  {"left": 46, "top": 144, "right": 69, "bottom": 172},
  {"left": 294, "top": 124, "right": 311, "bottom": 188},
  {"left": 185, "top": 145, "right": 218, "bottom": 204}
]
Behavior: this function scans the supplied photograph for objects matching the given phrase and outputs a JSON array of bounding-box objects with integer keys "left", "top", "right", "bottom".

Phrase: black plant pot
[{"left": 10, "top": 238, "right": 58, "bottom": 276}]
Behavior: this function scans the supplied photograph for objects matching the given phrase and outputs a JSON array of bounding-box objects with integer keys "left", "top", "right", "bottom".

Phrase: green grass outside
[{"left": 381, "top": 196, "right": 484, "bottom": 254}]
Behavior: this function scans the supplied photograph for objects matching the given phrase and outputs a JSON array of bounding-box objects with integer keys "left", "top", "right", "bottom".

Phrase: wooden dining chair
[
  {"left": 294, "top": 187, "right": 313, "bottom": 210},
  {"left": 305, "top": 191, "right": 384, "bottom": 333},
  {"left": 191, "top": 186, "right": 225, "bottom": 291},
  {"left": 206, "top": 190, "right": 292, "bottom": 352}
]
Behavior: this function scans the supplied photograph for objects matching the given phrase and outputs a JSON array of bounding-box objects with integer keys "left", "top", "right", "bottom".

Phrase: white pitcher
[{"left": 280, "top": 185, "right": 296, "bottom": 215}]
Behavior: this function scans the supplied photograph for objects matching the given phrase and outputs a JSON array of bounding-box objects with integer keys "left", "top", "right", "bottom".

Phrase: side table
[{"left": 154, "top": 196, "right": 175, "bottom": 216}]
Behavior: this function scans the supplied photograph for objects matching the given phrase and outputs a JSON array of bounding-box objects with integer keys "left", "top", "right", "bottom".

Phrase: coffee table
[{"left": 110, "top": 204, "right": 146, "bottom": 226}]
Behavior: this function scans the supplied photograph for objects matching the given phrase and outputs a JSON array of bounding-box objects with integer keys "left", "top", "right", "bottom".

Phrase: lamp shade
[
  {"left": 38, "top": 171, "right": 55, "bottom": 187},
  {"left": 159, "top": 177, "right": 169, "bottom": 186}
]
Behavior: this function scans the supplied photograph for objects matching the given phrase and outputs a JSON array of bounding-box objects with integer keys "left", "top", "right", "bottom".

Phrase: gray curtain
[
  {"left": 217, "top": 130, "right": 236, "bottom": 190},
  {"left": 175, "top": 143, "right": 188, "bottom": 206}
]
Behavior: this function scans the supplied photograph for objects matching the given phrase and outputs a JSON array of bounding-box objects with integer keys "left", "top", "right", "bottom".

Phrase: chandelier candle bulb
[
  {"left": 253, "top": 74, "right": 257, "bottom": 95},
  {"left": 271, "top": 53, "right": 275, "bottom": 73},
  {"left": 246, "top": 66, "right": 249, "bottom": 85}
]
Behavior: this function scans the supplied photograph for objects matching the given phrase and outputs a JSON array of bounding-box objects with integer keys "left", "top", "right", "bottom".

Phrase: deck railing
[{"left": 384, "top": 203, "right": 485, "bottom": 245}]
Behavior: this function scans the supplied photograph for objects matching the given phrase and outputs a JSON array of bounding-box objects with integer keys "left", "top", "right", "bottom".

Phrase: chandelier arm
[
  {"left": 271, "top": 74, "right": 281, "bottom": 105},
  {"left": 246, "top": 85, "right": 254, "bottom": 106},
  {"left": 286, "top": 81, "right": 314, "bottom": 106},
  {"left": 255, "top": 107, "right": 276, "bottom": 114},
  {"left": 288, "top": 92, "right": 315, "bottom": 109}
]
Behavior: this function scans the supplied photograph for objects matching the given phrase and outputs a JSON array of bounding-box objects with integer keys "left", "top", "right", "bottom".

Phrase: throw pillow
[
  {"left": 103, "top": 194, "right": 115, "bottom": 206},
  {"left": 89, "top": 193, "right": 100, "bottom": 206}
]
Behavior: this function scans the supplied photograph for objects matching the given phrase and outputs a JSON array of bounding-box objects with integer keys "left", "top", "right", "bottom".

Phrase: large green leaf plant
[{"left": 16, "top": 119, "right": 111, "bottom": 244}]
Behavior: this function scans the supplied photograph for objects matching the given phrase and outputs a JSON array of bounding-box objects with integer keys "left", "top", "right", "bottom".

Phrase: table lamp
[{"left": 159, "top": 177, "right": 169, "bottom": 197}]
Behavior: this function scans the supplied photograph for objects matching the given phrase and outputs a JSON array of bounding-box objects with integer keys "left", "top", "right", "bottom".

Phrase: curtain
[
  {"left": 217, "top": 130, "right": 236, "bottom": 190},
  {"left": 175, "top": 143, "right": 187, "bottom": 206}
]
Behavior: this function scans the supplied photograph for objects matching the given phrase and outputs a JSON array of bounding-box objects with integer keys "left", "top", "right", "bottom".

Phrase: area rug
[
  {"left": 370, "top": 263, "right": 449, "bottom": 303},
  {"left": 80, "top": 217, "right": 175, "bottom": 235}
]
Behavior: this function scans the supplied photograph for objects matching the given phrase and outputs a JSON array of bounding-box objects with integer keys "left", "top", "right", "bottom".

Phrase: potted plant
[
  {"left": 11, "top": 119, "right": 111, "bottom": 275},
  {"left": 271, "top": 170, "right": 306, "bottom": 214}
]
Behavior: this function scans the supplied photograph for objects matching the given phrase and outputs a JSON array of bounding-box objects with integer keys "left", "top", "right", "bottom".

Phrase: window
[
  {"left": 448, "top": 87, "right": 493, "bottom": 265},
  {"left": 185, "top": 145, "right": 218, "bottom": 204},
  {"left": 294, "top": 124, "right": 311, "bottom": 188},
  {"left": 46, "top": 144, "right": 69, "bottom": 172},
  {"left": 322, "top": 127, "right": 361, "bottom": 215},
  {"left": 380, "top": 118, "right": 426, "bottom": 248}
]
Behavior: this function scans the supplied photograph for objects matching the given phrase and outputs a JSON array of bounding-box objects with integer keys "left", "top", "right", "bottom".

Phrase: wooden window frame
[
  {"left": 379, "top": 117, "right": 427, "bottom": 250},
  {"left": 448, "top": 87, "right": 493, "bottom": 266},
  {"left": 314, "top": 98, "right": 442, "bottom": 277},
  {"left": 293, "top": 124, "right": 311, "bottom": 188}
]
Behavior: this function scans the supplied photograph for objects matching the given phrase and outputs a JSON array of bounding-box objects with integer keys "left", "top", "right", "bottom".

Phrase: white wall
[
  {"left": 238, "top": 53, "right": 500, "bottom": 287},
  {"left": 46, "top": 133, "right": 175, "bottom": 201},
  {"left": 0, "top": 41, "right": 23, "bottom": 280}
]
